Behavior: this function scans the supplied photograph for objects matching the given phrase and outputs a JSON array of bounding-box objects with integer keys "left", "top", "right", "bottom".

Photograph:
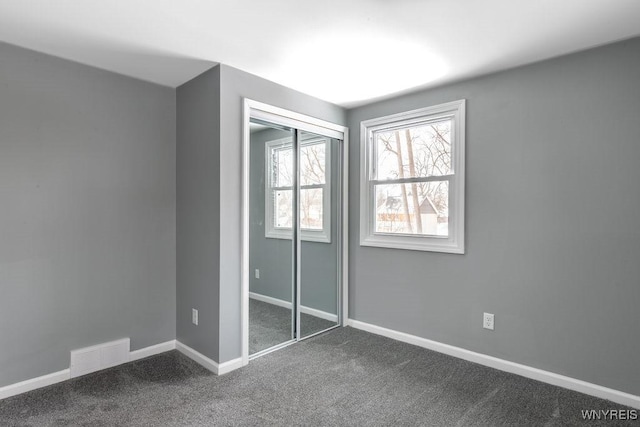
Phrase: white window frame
[
  {"left": 359, "top": 99, "right": 465, "bottom": 254},
  {"left": 265, "top": 135, "right": 331, "bottom": 243}
]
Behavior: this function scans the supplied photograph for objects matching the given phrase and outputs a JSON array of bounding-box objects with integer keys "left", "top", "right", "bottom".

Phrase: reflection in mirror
[
  {"left": 248, "top": 119, "right": 295, "bottom": 355},
  {"left": 249, "top": 119, "right": 342, "bottom": 356},
  {"left": 299, "top": 132, "right": 340, "bottom": 338}
]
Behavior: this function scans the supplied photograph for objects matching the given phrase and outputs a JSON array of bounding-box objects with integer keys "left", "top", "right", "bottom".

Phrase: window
[
  {"left": 360, "top": 100, "right": 465, "bottom": 253},
  {"left": 265, "top": 135, "right": 331, "bottom": 243}
]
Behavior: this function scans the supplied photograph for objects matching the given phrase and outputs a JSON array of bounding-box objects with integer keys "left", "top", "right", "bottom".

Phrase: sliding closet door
[
  {"left": 297, "top": 131, "right": 340, "bottom": 338},
  {"left": 248, "top": 119, "right": 296, "bottom": 356},
  {"left": 246, "top": 105, "right": 344, "bottom": 359}
]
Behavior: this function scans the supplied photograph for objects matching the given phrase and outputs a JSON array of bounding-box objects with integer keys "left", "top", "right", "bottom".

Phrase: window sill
[
  {"left": 266, "top": 230, "right": 331, "bottom": 244},
  {"left": 360, "top": 234, "right": 464, "bottom": 254}
]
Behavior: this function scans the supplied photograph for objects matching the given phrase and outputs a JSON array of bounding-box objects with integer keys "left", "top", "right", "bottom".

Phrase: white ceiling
[{"left": 1, "top": 1, "right": 639, "bottom": 107}]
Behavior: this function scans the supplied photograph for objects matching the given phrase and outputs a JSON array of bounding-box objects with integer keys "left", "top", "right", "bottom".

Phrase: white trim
[
  {"left": 249, "top": 291, "right": 290, "bottom": 309},
  {"left": 175, "top": 341, "right": 242, "bottom": 376},
  {"left": 341, "top": 128, "right": 349, "bottom": 325},
  {"left": 359, "top": 100, "right": 466, "bottom": 254},
  {"left": 0, "top": 369, "right": 70, "bottom": 400},
  {"left": 242, "top": 98, "right": 349, "bottom": 365},
  {"left": 248, "top": 100, "right": 344, "bottom": 139},
  {"left": 242, "top": 99, "right": 251, "bottom": 368},
  {"left": 347, "top": 319, "right": 640, "bottom": 410},
  {"left": 301, "top": 306, "right": 338, "bottom": 323},
  {"left": 0, "top": 340, "right": 177, "bottom": 400},
  {"left": 295, "top": 129, "right": 302, "bottom": 343},
  {"left": 217, "top": 357, "right": 245, "bottom": 375},
  {"left": 249, "top": 292, "right": 338, "bottom": 322},
  {"left": 129, "top": 340, "right": 176, "bottom": 362},
  {"left": 175, "top": 341, "right": 217, "bottom": 373}
]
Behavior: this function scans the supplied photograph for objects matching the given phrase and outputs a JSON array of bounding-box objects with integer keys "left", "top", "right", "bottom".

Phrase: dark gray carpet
[
  {"left": 1, "top": 327, "right": 637, "bottom": 426},
  {"left": 249, "top": 298, "right": 336, "bottom": 354}
]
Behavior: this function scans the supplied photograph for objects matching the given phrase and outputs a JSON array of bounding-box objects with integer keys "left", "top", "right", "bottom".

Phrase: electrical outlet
[
  {"left": 255, "top": 269, "right": 260, "bottom": 279},
  {"left": 192, "top": 308, "right": 198, "bottom": 326},
  {"left": 483, "top": 312, "right": 494, "bottom": 330}
]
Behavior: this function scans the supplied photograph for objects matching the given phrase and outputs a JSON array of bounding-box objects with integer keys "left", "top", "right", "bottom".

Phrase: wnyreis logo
[{"left": 581, "top": 409, "right": 637, "bottom": 421}]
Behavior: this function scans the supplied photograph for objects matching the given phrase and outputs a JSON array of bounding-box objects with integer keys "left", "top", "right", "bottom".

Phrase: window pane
[
  {"left": 375, "top": 119, "right": 452, "bottom": 180},
  {"left": 300, "top": 142, "right": 326, "bottom": 186},
  {"left": 374, "top": 181, "right": 449, "bottom": 236},
  {"left": 274, "top": 189, "right": 324, "bottom": 231},
  {"left": 273, "top": 146, "right": 293, "bottom": 187},
  {"left": 300, "top": 188, "right": 323, "bottom": 230},
  {"left": 274, "top": 189, "right": 293, "bottom": 229}
]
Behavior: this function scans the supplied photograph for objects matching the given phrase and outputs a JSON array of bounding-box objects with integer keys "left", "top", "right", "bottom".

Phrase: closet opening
[{"left": 241, "top": 100, "right": 349, "bottom": 363}]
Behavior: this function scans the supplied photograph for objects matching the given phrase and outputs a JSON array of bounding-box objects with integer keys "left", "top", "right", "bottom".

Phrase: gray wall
[
  {"left": 0, "top": 42, "right": 176, "bottom": 387},
  {"left": 249, "top": 128, "right": 339, "bottom": 315},
  {"left": 176, "top": 66, "right": 221, "bottom": 362},
  {"left": 347, "top": 37, "right": 640, "bottom": 395},
  {"left": 218, "top": 65, "right": 346, "bottom": 362}
]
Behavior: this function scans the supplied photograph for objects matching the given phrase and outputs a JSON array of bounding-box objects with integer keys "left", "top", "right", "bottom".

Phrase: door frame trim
[{"left": 241, "top": 99, "right": 349, "bottom": 366}]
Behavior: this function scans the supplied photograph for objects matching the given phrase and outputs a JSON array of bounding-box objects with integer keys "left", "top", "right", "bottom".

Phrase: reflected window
[{"left": 266, "top": 136, "right": 331, "bottom": 243}]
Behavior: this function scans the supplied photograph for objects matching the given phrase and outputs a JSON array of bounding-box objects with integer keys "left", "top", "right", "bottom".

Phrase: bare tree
[
  {"left": 376, "top": 121, "right": 452, "bottom": 234},
  {"left": 405, "top": 129, "right": 422, "bottom": 233},
  {"left": 379, "top": 133, "right": 412, "bottom": 232}
]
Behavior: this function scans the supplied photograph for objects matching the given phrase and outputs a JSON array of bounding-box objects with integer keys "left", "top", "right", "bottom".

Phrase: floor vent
[{"left": 70, "top": 338, "right": 130, "bottom": 378}]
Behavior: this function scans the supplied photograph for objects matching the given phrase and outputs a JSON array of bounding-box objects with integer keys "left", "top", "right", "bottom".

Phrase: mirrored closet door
[
  {"left": 248, "top": 120, "right": 295, "bottom": 355},
  {"left": 248, "top": 113, "right": 343, "bottom": 359},
  {"left": 298, "top": 130, "right": 340, "bottom": 339}
]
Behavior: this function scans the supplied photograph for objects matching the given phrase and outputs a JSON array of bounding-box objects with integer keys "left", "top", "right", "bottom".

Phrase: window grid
[
  {"left": 360, "top": 100, "right": 465, "bottom": 253},
  {"left": 265, "top": 136, "right": 331, "bottom": 243}
]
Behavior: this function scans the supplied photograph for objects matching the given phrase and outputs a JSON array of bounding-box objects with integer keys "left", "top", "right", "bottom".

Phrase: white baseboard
[
  {"left": 347, "top": 319, "right": 640, "bottom": 410},
  {"left": 0, "top": 369, "right": 70, "bottom": 401},
  {"left": 130, "top": 340, "right": 176, "bottom": 362},
  {"left": 249, "top": 292, "right": 338, "bottom": 322},
  {"left": 0, "top": 339, "right": 177, "bottom": 401},
  {"left": 175, "top": 341, "right": 243, "bottom": 376},
  {"left": 218, "top": 357, "right": 245, "bottom": 375},
  {"left": 300, "top": 306, "right": 338, "bottom": 323},
  {"left": 250, "top": 292, "right": 290, "bottom": 309}
]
